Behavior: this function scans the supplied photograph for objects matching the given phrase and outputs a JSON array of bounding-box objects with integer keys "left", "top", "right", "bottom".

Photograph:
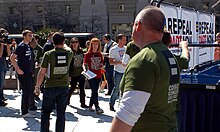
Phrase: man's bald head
[{"left": 136, "top": 6, "right": 165, "bottom": 33}]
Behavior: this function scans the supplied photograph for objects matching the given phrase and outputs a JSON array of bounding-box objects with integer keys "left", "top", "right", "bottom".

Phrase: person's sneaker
[
  {"left": 99, "top": 89, "right": 105, "bottom": 93},
  {"left": 88, "top": 107, "right": 95, "bottom": 112},
  {"left": 73, "top": 89, "right": 79, "bottom": 94},
  {"left": 109, "top": 105, "right": 115, "bottom": 112},
  {"left": 81, "top": 104, "right": 89, "bottom": 108},
  {"left": 96, "top": 108, "right": 104, "bottom": 114},
  {"left": 22, "top": 113, "right": 36, "bottom": 118},
  {"left": 0, "top": 101, "right": 7, "bottom": 107}
]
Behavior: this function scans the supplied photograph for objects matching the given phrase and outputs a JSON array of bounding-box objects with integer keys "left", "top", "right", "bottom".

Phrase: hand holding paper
[{"left": 81, "top": 70, "right": 97, "bottom": 80}]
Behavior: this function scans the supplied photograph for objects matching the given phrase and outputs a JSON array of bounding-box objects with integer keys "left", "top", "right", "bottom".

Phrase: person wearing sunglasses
[{"left": 68, "top": 37, "right": 88, "bottom": 108}]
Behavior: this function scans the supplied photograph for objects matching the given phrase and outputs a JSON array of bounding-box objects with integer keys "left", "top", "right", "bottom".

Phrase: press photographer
[{"left": 0, "top": 28, "right": 12, "bottom": 106}]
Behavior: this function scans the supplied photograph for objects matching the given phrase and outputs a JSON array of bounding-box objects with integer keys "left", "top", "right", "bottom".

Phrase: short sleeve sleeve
[
  {"left": 100, "top": 53, "right": 104, "bottom": 64},
  {"left": 41, "top": 52, "right": 49, "bottom": 68},
  {"left": 83, "top": 53, "right": 88, "bottom": 64},
  {"left": 109, "top": 48, "right": 115, "bottom": 59},
  {"left": 125, "top": 44, "right": 131, "bottom": 55},
  {"left": 14, "top": 46, "right": 22, "bottom": 56},
  {"left": 123, "top": 59, "right": 157, "bottom": 93}
]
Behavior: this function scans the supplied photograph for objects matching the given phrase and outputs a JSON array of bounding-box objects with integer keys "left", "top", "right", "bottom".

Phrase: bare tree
[
  {"left": 1, "top": 16, "right": 20, "bottom": 33},
  {"left": 13, "top": 0, "right": 31, "bottom": 31},
  {"left": 59, "top": 5, "right": 80, "bottom": 32},
  {"left": 0, "top": 0, "right": 31, "bottom": 33},
  {"left": 43, "top": 2, "right": 59, "bottom": 28},
  {"left": 80, "top": 15, "right": 103, "bottom": 37}
]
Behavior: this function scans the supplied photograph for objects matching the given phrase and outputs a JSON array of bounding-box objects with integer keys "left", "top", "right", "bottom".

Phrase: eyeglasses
[
  {"left": 28, "top": 34, "right": 33, "bottom": 37},
  {"left": 71, "top": 41, "right": 78, "bottom": 44}
]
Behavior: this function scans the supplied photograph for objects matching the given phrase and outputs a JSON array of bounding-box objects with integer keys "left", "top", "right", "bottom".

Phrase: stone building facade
[{"left": 0, "top": 0, "right": 219, "bottom": 37}]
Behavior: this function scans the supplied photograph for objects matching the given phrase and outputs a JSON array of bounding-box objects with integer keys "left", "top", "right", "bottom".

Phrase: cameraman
[{"left": 0, "top": 28, "right": 11, "bottom": 106}]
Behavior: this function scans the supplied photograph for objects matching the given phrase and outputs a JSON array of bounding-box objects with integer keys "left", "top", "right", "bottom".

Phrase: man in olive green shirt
[
  {"left": 110, "top": 6, "right": 180, "bottom": 132},
  {"left": 35, "top": 32, "right": 73, "bottom": 132},
  {"left": 122, "top": 41, "right": 140, "bottom": 66},
  {"left": 162, "top": 30, "right": 190, "bottom": 71}
]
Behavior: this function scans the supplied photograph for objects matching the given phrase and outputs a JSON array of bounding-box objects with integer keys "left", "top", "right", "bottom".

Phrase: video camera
[{"left": 0, "top": 28, "right": 12, "bottom": 44}]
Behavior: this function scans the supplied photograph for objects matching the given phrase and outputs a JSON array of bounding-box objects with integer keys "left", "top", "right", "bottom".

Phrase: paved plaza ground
[{"left": 0, "top": 89, "right": 117, "bottom": 132}]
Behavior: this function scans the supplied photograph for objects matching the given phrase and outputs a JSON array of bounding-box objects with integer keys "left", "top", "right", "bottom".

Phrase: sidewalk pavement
[{"left": 0, "top": 89, "right": 118, "bottom": 132}]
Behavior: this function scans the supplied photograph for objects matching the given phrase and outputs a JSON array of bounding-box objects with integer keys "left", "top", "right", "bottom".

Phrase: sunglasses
[{"left": 71, "top": 41, "right": 78, "bottom": 43}]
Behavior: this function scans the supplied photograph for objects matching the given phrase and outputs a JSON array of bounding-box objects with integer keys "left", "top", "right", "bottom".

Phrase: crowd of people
[
  {"left": 0, "top": 27, "right": 129, "bottom": 131},
  {"left": 0, "top": 5, "right": 220, "bottom": 132}
]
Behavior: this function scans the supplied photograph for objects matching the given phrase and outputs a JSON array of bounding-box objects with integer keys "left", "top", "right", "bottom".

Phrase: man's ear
[{"left": 136, "top": 21, "right": 142, "bottom": 31}]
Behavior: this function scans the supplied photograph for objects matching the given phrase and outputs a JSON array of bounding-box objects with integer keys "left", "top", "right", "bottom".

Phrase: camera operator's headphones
[
  {"left": 0, "top": 28, "right": 7, "bottom": 33},
  {"left": 0, "top": 28, "right": 8, "bottom": 38}
]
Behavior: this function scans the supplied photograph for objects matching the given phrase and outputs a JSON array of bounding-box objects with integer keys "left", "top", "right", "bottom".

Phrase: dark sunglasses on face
[
  {"left": 27, "top": 34, "right": 33, "bottom": 37},
  {"left": 71, "top": 41, "right": 78, "bottom": 44}
]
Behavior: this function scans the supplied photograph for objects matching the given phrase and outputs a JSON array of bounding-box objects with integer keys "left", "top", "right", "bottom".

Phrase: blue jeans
[
  {"left": 41, "top": 87, "right": 69, "bottom": 132},
  {"left": 0, "top": 57, "right": 7, "bottom": 102},
  {"left": 109, "top": 71, "right": 124, "bottom": 106},
  {"left": 88, "top": 78, "right": 101, "bottom": 109}
]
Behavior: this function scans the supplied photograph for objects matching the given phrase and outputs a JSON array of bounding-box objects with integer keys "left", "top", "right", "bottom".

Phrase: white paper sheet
[{"left": 81, "top": 70, "right": 97, "bottom": 80}]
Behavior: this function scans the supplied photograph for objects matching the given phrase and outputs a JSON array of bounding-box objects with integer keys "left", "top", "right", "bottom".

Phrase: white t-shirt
[{"left": 109, "top": 45, "right": 126, "bottom": 73}]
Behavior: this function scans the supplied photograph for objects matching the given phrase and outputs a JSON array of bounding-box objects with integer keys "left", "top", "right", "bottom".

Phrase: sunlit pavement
[{"left": 0, "top": 89, "right": 118, "bottom": 132}]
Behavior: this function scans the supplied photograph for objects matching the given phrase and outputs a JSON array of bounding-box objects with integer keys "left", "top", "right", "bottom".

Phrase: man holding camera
[{"left": 0, "top": 28, "right": 11, "bottom": 107}]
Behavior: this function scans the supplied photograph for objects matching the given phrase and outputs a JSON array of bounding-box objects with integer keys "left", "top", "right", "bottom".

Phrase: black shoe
[
  {"left": 81, "top": 104, "right": 89, "bottom": 108},
  {"left": 0, "top": 101, "right": 7, "bottom": 107},
  {"left": 109, "top": 105, "right": 115, "bottom": 112},
  {"left": 3, "top": 97, "right": 8, "bottom": 101},
  {"left": 89, "top": 106, "right": 95, "bottom": 112},
  {"left": 96, "top": 107, "right": 104, "bottom": 114},
  {"left": 105, "top": 92, "right": 111, "bottom": 96}
]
